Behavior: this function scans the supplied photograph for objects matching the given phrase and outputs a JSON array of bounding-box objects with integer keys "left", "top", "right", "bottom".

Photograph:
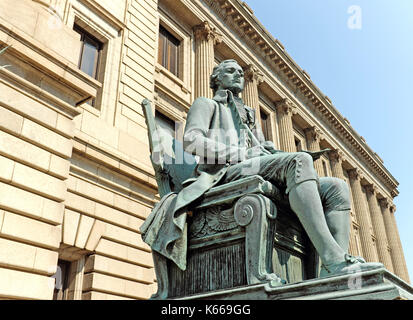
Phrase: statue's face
[{"left": 217, "top": 61, "right": 245, "bottom": 94}]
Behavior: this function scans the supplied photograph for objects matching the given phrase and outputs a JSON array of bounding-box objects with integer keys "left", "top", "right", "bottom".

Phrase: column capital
[
  {"left": 390, "top": 204, "right": 397, "bottom": 214},
  {"left": 244, "top": 64, "right": 264, "bottom": 84},
  {"left": 276, "top": 98, "right": 297, "bottom": 116},
  {"left": 379, "top": 198, "right": 390, "bottom": 209},
  {"left": 328, "top": 149, "right": 344, "bottom": 163},
  {"left": 304, "top": 126, "right": 323, "bottom": 143},
  {"left": 193, "top": 21, "right": 223, "bottom": 45},
  {"left": 348, "top": 168, "right": 363, "bottom": 181},
  {"left": 365, "top": 184, "right": 379, "bottom": 196}
]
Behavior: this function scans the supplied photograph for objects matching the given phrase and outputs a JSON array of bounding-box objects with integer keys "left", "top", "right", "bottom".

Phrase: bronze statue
[{"left": 140, "top": 59, "right": 383, "bottom": 299}]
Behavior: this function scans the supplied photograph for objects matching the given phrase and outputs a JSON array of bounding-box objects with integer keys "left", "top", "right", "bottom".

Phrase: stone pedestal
[{"left": 180, "top": 268, "right": 413, "bottom": 300}]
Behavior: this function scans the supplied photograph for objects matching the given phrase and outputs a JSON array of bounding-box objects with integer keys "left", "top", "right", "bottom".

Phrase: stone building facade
[{"left": 0, "top": 0, "right": 409, "bottom": 299}]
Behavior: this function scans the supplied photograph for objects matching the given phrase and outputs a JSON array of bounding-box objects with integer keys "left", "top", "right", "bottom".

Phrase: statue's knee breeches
[
  {"left": 284, "top": 152, "right": 319, "bottom": 194},
  {"left": 319, "top": 177, "right": 351, "bottom": 213}
]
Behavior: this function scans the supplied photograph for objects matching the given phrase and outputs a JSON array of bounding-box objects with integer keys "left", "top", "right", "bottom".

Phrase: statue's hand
[
  {"left": 303, "top": 148, "right": 331, "bottom": 161},
  {"left": 260, "top": 141, "right": 284, "bottom": 155},
  {"left": 246, "top": 146, "right": 271, "bottom": 159}
]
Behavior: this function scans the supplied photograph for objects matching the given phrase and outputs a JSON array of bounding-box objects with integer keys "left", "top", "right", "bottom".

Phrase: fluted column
[
  {"left": 193, "top": 21, "right": 222, "bottom": 99},
  {"left": 328, "top": 149, "right": 345, "bottom": 179},
  {"left": 243, "top": 64, "right": 264, "bottom": 113},
  {"left": 304, "top": 126, "right": 324, "bottom": 176},
  {"left": 348, "top": 169, "right": 377, "bottom": 262},
  {"left": 275, "top": 99, "right": 296, "bottom": 152},
  {"left": 381, "top": 200, "right": 410, "bottom": 282},
  {"left": 329, "top": 150, "right": 358, "bottom": 256},
  {"left": 365, "top": 185, "right": 394, "bottom": 272}
]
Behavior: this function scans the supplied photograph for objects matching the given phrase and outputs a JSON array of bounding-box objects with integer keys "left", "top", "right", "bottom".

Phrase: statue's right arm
[{"left": 183, "top": 97, "right": 246, "bottom": 164}]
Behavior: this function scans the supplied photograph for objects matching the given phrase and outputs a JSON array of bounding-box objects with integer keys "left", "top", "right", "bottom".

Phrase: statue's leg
[
  {"left": 287, "top": 153, "right": 382, "bottom": 276},
  {"left": 289, "top": 180, "right": 346, "bottom": 265},
  {"left": 150, "top": 251, "right": 169, "bottom": 299},
  {"left": 234, "top": 194, "right": 285, "bottom": 286},
  {"left": 319, "top": 177, "right": 351, "bottom": 253}
]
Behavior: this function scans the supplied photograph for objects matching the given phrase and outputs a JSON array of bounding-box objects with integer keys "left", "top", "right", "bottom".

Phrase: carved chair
[{"left": 141, "top": 100, "right": 318, "bottom": 299}]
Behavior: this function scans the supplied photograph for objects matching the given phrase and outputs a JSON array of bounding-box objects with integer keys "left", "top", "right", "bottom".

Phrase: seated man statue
[{"left": 182, "top": 59, "right": 382, "bottom": 277}]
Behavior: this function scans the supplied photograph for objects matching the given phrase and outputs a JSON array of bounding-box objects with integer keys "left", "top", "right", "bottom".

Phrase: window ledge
[{"left": 155, "top": 63, "right": 191, "bottom": 94}]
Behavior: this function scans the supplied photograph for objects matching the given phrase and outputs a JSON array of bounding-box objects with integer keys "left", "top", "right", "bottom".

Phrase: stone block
[
  {"left": 85, "top": 254, "right": 154, "bottom": 284},
  {"left": 74, "top": 176, "right": 115, "bottom": 207},
  {"left": 82, "top": 291, "right": 133, "bottom": 300},
  {"left": 0, "top": 155, "right": 15, "bottom": 183},
  {"left": 41, "top": 199, "right": 64, "bottom": 226},
  {"left": 81, "top": 111, "right": 119, "bottom": 149},
  {"left": 12, "top": 162, "right": 67, "bottom": 202},
  {"left": 0, "top": 211, "right": 61, "bottom": 249},
  {"left": 0, "top": 106, "right": 24, "bottom": 135},
  {"left": 21, "top": 118, "right": 73, "bottom": 158},
  {"left": 49, "top": 155, "right": 70, "bottom": 180},
  {"left": 33, "top": 247, "right": 58, "bottom": 276},
  {"left": 0, "top": 210, "right": 4, "bottom": 230},
  {"left": 82, "top": 272, "right": 152, "bottom": 299},
  {"left": 74, "top": 214, "right": 95, "bottom": 249},
  {"left": 0, "top": 130, "right": 51, "bottom": 172},
  {"left": 105, "top": 223, "right": 150, "bottom": 252},
  {"left": 0, "top": 238, "right": 36, "bottom": 271},
  {"left": 0, "top": 181, "right": 63, "bottom": 225},
  {"left": 84, "top": 220, "right": 106, "bottom": 251},
  {"left": 62, "top": 209, "right": 81, "bottom": 246},
  {"left": 0, "top": 82, "right": 58, "bottom": 130},
  {"left": 0, "top": 268, "right": 54, "bottom": 300},
  {"left": 0, "top": 237, "right": 58, "bottom": 276},
  {"left": 94, "top": 238, "right": 153, "bottom": 268},
  {"left": 0, "top": 181, "right": 43, "bottom": 218},
  {"left": 65, "top": 192, "right": 96, "bottom": 216}
]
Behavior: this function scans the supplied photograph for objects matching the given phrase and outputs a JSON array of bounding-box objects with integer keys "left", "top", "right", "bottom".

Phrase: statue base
[{"left": 177, "top": 268, "right": 413, "bottom": 300}]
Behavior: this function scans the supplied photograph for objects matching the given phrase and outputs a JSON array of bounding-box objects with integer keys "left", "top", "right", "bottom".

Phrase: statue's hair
[{"left": 209, "top": 59, "right": 240, "bottom": 93}]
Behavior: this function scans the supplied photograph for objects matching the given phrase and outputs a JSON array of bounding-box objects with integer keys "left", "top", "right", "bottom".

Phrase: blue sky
[{"left": 245, "top": 0, "right": 413, "bottom": 281}]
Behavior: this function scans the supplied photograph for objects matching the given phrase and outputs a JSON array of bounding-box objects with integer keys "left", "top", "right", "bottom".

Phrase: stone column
[
  {"left": 348, "top": 169, "right": 377, "bottom": 262},
  {"left": 328, "top": 149, "right": 345, "bottom": 179},
  {"left": 243, "top": 64, "right": 264, "bottom": 114},
  {"left": 365, "top": 185, "right": 394, "bottom": 272},
  {"left": 328, "top": 150, "right": 358, "bottom": 256},
  {"left": 275, "top": 99, "right": 296, "bottom": 152},
  {"left": 380, "top": 200, "right": 410, "bottom": 282},
  {"left": 304, "top": 126, "right": 324, "bottom": 176},
  {"left": 193, "top": 21, "right": 222, "bottom": 99}
]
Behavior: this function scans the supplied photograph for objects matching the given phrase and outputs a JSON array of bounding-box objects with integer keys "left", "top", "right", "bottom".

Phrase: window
[
  {"left": 53, "top": 260, "right": 70, "bottom": 300},
  {"left": 155, "top": 110, "right": 176, "bottom": 139},
  {"left": 74, "top": 24, "right": 103, "bottom": 79},
  {"left": 74, "top": 24, "right": 103, "bottom": 107},
  {"left": 322, "top": 159, "right": 329, "bottom": 177},
  {"left": 158, "top": 25, "right": 180, "bottom": 77},
  {"left": 294, "top": 137, "right": 303, "bottom": 152},
  {"left": 260, "top": 108, "right": 272, "bottom": 141}
]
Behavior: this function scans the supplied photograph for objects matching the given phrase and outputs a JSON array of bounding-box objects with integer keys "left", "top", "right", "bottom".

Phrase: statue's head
[{"left": 210, "top": 59, "right": 245, "bottom": 95}]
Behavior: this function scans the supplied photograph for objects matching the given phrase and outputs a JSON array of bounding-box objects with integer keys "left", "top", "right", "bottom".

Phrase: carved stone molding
[
  {"left": 193, "top": 21, "right": 223, "bottom": 45},
  {"left": 365, "top": 184, "right": 378, "bottom": 196},
  {"left": 275, "top": 98, "right": 297, "bottom": 116},
  {"left": 244, "top": 64, "right": 264, "bottom": 84},
  {"left": 328, "top": 149, "right": 344, "bottom": 163},
  {"left": 379, "top": 198, "right": 390, "bottom": 209},
  {"left": 304, "top": 126, "right": 323, "bottom": 143},
  {"left": 348, "top": 168, "right": 363, "bottom": 181}
]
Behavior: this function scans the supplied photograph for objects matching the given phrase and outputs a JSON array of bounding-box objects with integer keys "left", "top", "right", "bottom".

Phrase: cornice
[{"left": 205, "top": 0, "right": 398, "bottom": 193}]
